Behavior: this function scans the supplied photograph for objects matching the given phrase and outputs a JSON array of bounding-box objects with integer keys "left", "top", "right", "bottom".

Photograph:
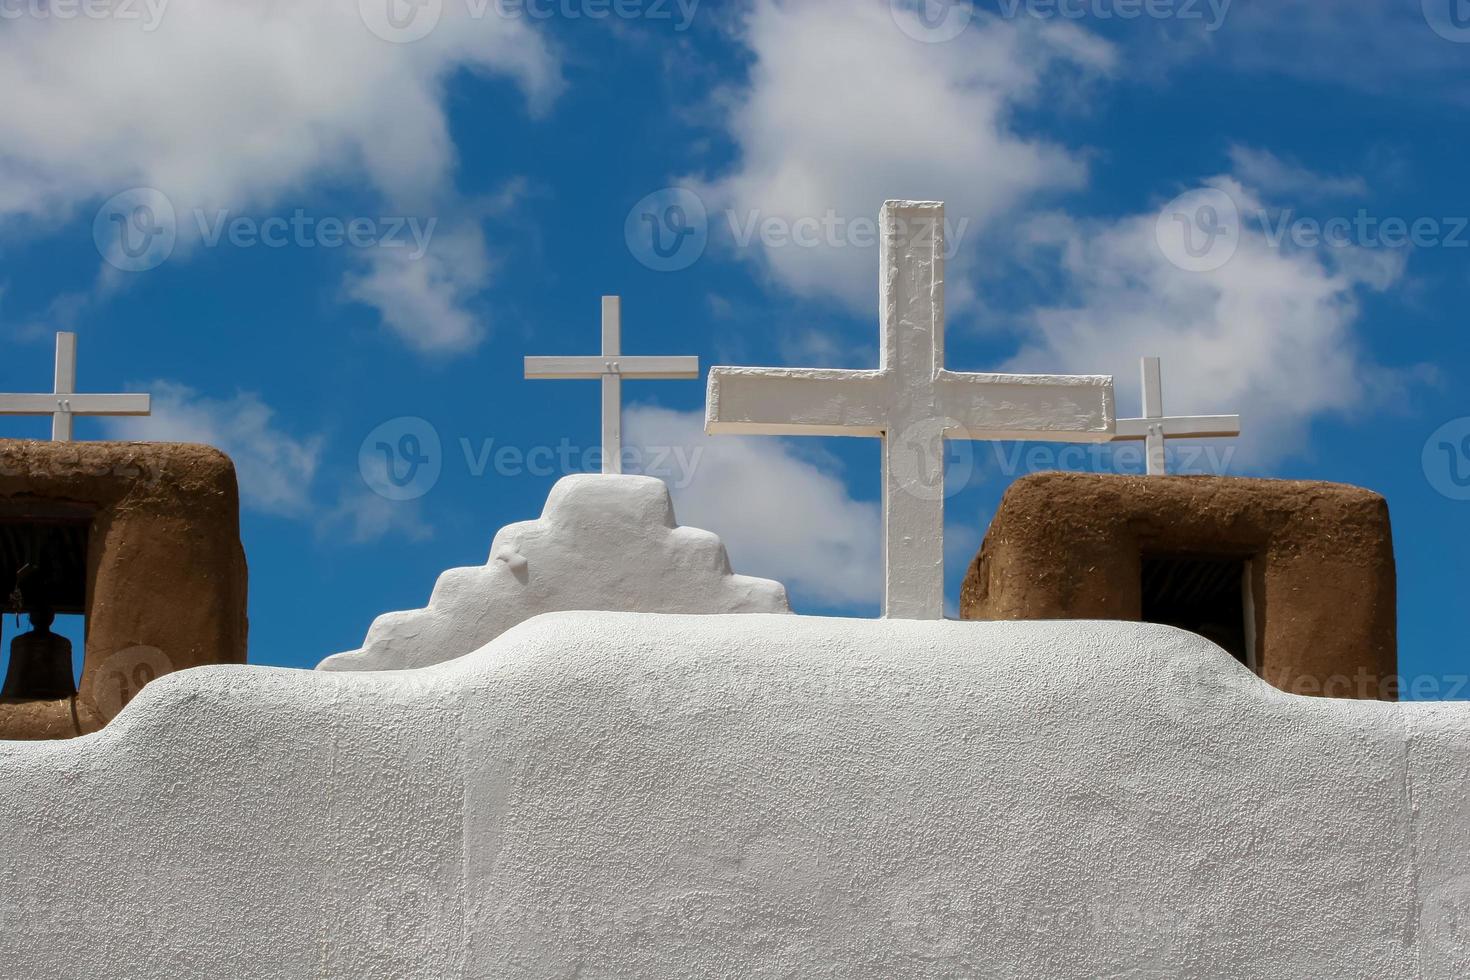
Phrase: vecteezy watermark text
[
  {"left": 359, "top": 417, "right": 704, "bottom": 501},
  {"left": 458, "top": 437, "right": 702, "bottom": 486},
  {"left": 192, "top": 209, "right": 435, "bottom": 259},
  {"left": 888, "top": 0, "right": 1229, "bottom": 43},
  {"left": 1155, "top": 186, "right": 1470, "bottom": 273},
  {"left": 493, "top": 0, "right": 697, "bottom": 28},
  {"left": 995, "top": 0, "right": 1231, "bottom": 30},
  {"left": 359, "top": 0, "right": 696, "bottom": 43},
  {"left": 1423, "top": 0, "right": 1470, "bottom": 43},
  {"left": 624, "top": 187, "right": 974, "bottom": 273},
  {"left": 93, "top": 187, "right": 437, "bottom": 273},
  {"left": 726, "top": 209, "right": 972, "bottom": 259},
  {"left": 0, "top": 0, "right": 167, "bottom": 29}
]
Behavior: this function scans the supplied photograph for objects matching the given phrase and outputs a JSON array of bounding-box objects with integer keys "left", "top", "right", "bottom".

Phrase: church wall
[{"left": 0, "top": 613, "right": 1464, "bottom": 978}]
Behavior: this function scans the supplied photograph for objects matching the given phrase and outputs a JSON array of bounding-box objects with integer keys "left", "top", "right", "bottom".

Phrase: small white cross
[
  {"left": 525, "top": 296, "right": 699, "bottom": 475},
  {"left": 0, "top": 332, "right": 151, "bottom": 441},
  {"left": 705, "top": 201, "right": 1117, "bottom": 621},
  {"left": 1114, "top": 357, "right": 1241, "bottom": 475}
]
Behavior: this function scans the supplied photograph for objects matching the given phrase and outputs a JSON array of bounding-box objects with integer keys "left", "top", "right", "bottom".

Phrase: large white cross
[
  {"left": 0, "top": 332, "right": 151, "bottom": 441},
  {"left": 525, "top": 296, "right": 699, "bottom": 475},
  {"left": 705, "top": 201, "right": 1116, "bottom": 620},
  {"left": 1114, "top": 357, "right": 1241, "bottom": 475}
]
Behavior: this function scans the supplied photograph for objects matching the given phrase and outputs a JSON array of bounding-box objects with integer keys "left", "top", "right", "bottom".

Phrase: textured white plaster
[
  {"left": 317, "top": 473, "right": 789, "bottom": 672},
  {"left": 3, "top": 613, "right": 1469, "bottom": 978}
]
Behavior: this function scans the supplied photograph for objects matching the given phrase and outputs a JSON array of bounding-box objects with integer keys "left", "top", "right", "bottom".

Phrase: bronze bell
[{"left": 1, "top": 607, "right": 77, "bottom": 702}]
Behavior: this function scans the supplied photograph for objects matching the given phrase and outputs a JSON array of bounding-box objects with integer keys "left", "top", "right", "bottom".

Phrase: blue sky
[{"left": 1, "top": 0, "right": 1467, "bottom": 693}]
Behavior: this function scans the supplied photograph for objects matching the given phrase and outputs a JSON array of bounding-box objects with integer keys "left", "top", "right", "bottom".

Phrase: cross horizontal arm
[
  {"left": 936, "top": 372, "right": 1116, "bottom": 442},
  {"left": 0, "top": 393, "right": 152, "bottom": 416},
  {"left": 1114, "top": 415, "right": 1242, "bottom": 440},
  {"left": 705, "top": 367, "right": 888, "bottom": 437},
  {"left": 524, "top": 356, "right": 700, "bottom": 380}
]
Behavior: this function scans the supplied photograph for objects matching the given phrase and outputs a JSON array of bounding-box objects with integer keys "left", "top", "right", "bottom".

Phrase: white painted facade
[
  {"left": 2, "top": 613, "right": 1468, "bottom": 977},
  {"left": 318, "top": 473, "right": 789, "bottom": 672}
]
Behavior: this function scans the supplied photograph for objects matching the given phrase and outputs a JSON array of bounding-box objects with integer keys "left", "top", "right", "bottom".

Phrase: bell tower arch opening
[{"left": 0, "top": 504, "right": 92, "bottom": 703}]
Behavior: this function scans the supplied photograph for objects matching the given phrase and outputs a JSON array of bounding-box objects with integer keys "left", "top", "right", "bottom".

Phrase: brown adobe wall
[
  {"left": 0, "top": 440, "right": 248, "bottom": 738},
  {"left": 960, "top": 472, "right": 1396, "bottom": 700}
]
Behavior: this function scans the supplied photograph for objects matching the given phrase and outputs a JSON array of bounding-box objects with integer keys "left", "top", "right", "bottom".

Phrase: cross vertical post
[
  {"left": 52, "top": 331, "right": 78, "bottom": 442},
  {"left": 0, "top": 332, "right": 151, "bottom": 440},
  {"left": 525, "top": 297, "right": 700, "bottom": 477},
  {"left": 601, "top": 296, "right": 622, "bottom": 475},
  {"left": 880, "top": 204, "right": 946, "bottom": 620},
  {"left": 705, "top": 201, "right": 1117, "bottom": 620},
  {"left": 1113, "top": 356, "right": 1241, "bottom": 475},
  {"left": 1142, "top": 356, "right": 1166, "bottom": 476}
]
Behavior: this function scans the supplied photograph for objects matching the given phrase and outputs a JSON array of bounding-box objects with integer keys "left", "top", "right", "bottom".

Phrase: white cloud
[
  {"left": 104, "top": 382, "right": 432, "bottom": 542},
  {"left": 322, "top": 488, "right": 433, "bottom": 545},
  {"left": 696, "top": 0, "right": 1114, "bottom": 307},
  {"left": 343, "top": 221, "right": 492, "bottom": 354},
  {"left": 1006, "top": 177, "right": 1407, "bottom": 463},
  {"left": 625, "top": 404, "right": 881, "bottom": 609},
  {"left": 0, "top": 0, "right": 560, "bottom": 350},
  {"left": 1226, "top": 147, "right": 1368, "bottom": 201},
  {"left": 103, "top": 382, "right": 322, "bottom": 516}
]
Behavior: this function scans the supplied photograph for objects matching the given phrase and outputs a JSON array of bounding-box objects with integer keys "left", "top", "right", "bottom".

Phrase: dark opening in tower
[
  {"left": 0, "top": 507, "right": 90, "bottom": 701},
  {"left": 1141, "top": 553, "right": 1254, "bottom": 669}
]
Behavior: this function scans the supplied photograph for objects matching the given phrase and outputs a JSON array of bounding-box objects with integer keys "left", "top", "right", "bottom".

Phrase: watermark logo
[
  {"left": 1158, "top": 651, "right": 1258, "bottom": 728},
  {"left": 93, "top": 644, "right": 174, "bottom": 718},
  {"left": 0, "top": 0, "right": 168, "bottom": 29},
  {"left": 358, "top": 422, "right": 705, "bottom": 502},
  {"left": 890, "top": 0, "right": 974, "bottom": 43},
  {"left": 992, "top": 440, "right": 1235, "bottom": 478},
  {"left": 994, "top": 0, "right": 1231, "bottom": 30},
  {"left": 1424, "top": 0, "right": 1470, "bottom": 42},
  {"left": 94, "top": 187, "right": 177, "bottom": 273},
  {"left": 359, "top": 0, "right": 442, "bottom": 42},
  {"left": 93, "top": 195, "right": 436, "bottom": 273},
  {"left": 1425, "top": 875, "right": 1470, "bottom": 956},
  {"left": 886, "top": 872, "right": 975, "bottom": 955},
  {"left": 361, "top": 416, "right": 444, "bottom": 501},
  {"left": 890, "top": 419, "right": 975, "bottom": 502},
  {"left": 1154, "top": 187, "right": 1240, "bottom": 273},
  {"left": 1258, "top": 211, "right": 1468, "bottom": 251},
  {"left": 728, "top": 208, "right": 971, "bottom": 259},
  {"left": 1424, "top": 417, "right": 1470, "bottom": 501},
  {"left": 625, "top": 187, "right": 708, "bottom": 273},
  {"left": 193, "top": 209, "right": 435, "bottom": 258},
  {"left": 495, "top": 0, "right": 699, "bottom": 30},
  {"left": 462, "top": 437, "right": 703, "bottom": 488},
  {"left": 1157, "top": 185, "right": 1469, "bottom": 272}
]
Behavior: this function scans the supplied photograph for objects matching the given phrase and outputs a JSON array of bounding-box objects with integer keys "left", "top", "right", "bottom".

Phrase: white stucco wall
[
  {"left": 4, "top": 613, "right": 1470, "bottom": 978},
  {"left": 318, "top": 473, "right": 789, "bottom": 672}
]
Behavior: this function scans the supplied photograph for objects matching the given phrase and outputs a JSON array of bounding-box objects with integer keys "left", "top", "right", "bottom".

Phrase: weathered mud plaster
[
  {"left": 0, "top": 439, "right": 248, "bottom": 739},
  {"left": 962, "top": 472, "right": 1397, "bottom": 698},
  {"left": 3, "top": 613, "right": 1469, "bottom": 978},
  {"left": 318, "top": 474, "right": 789, "bottom": 672}
]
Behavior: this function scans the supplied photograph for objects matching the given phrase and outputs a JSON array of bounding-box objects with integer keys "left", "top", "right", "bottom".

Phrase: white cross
[
  {"left": 0, "top": 332, "right": 151, "bottom": 441},
  {"left": 705, "top": 201, "right": 1116, "bottom": 620},
  {"left": 525, "top": 296, "right": 700, "bottom": 475},
  {"left": 1114, "top": 357, "right": 1241, "bottom": 475}
]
